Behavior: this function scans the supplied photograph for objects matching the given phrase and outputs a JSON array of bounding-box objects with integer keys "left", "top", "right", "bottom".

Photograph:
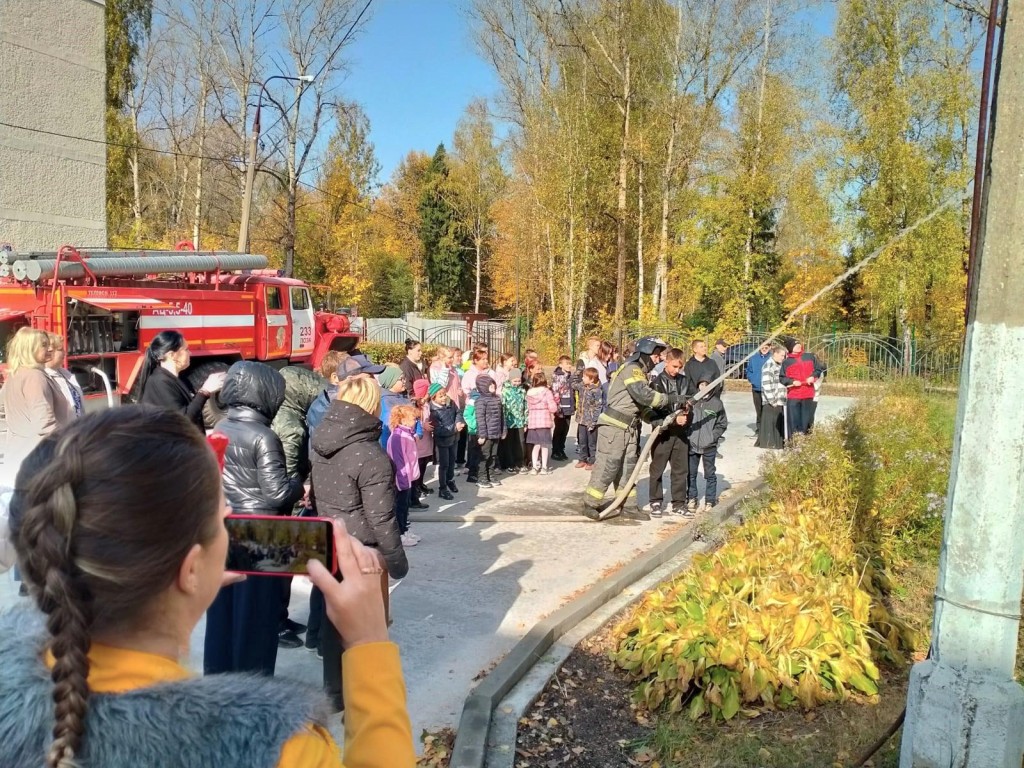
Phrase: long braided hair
[{"left": 9, "top": 407, "right": 223, "bottom": 768}]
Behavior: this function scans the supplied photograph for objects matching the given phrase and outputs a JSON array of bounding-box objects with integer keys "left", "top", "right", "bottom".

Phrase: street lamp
[{"left": 237, "top": 74, "right": 315, "bottom": 253}]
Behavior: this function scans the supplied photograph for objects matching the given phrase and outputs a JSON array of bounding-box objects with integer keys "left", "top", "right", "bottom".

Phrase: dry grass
[{"left": 643, "top": 680, "right": 909, "bottom": 768}]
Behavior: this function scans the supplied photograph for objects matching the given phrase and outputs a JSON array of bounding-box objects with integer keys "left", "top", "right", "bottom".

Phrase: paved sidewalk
[{"left": 0, "top": 391, "right": 853, "bottom": 748}]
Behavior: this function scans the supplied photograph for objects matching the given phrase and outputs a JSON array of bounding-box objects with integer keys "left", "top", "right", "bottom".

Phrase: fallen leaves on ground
[{"left": 418, "top": 727, "right": 455, "bottom": 768}]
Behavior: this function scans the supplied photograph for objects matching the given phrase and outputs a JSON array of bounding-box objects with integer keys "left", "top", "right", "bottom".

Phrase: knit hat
[
  {"left": 783, "top": 337, "right": 798, "bottom": 353},
  {"left": 428, "top": 382, "right": 444, "bottom": 398},
  {"left": 413, "top": 379, "right": 430, "bottom": 399},
  {"left": 508, "top": 367, "right": 522, "bottom": 383},
  {"left": 377, "top": 365, "right": 403, "bottom": 390}
]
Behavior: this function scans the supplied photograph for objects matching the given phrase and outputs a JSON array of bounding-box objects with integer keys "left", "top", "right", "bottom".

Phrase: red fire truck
[{"left": 0, "top": 244, "right": 359, "bottom": 417}]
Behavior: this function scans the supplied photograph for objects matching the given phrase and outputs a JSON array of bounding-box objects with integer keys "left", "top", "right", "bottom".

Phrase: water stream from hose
[{"left": 601, "top": 185, "right": 972, "bottom": 518}]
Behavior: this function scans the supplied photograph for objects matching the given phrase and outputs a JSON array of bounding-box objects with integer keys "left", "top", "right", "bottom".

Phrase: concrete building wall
[{"left": 0, "top": 0, "right": 107, "bottom": 251}]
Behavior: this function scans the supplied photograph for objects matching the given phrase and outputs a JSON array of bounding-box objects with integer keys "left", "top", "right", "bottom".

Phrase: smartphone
[{"left": 224, "top": 515, "right": 336, "bottom": 577}]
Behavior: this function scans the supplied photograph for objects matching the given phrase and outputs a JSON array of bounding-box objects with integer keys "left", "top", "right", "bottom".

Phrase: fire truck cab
[
  {"left": 218, "top": 273, "right": 317, "bottom": 362},
  {"left": 0, "top": 245, "right": 360, "bottom": 414}
]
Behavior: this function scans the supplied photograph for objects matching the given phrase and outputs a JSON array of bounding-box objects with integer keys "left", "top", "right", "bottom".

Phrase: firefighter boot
[
  {"left": 620, "top": 489, "right": 650, "bottom": 521},
  {"left": 621, "top": 505, "right": 651, "bottom": 522},
  {"left": 583, "top": 478, "right": 611, "bottom": 521},
  {"left": 582, "top": 496, "right": 606, "bottom": 521}
]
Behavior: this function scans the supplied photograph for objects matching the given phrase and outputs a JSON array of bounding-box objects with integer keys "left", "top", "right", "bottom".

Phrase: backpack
[{"left": 551, "top": 369, "right": 574, "bottom": 415}]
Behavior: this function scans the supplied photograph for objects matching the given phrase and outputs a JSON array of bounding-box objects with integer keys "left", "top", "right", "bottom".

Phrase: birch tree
[
  {"left": 651, "top": 0, "right": 761, "bottom": 320},
  {"left": 448, "top": 100, "right": 507, "bottom": 314},
  {"left": 835, "top": 0, "right": 978, "bottom": 351}
]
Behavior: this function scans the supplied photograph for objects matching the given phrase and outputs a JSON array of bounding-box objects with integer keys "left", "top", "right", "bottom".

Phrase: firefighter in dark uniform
[{"left": 582, "top": 337, "right": 688, "bottom": 521}]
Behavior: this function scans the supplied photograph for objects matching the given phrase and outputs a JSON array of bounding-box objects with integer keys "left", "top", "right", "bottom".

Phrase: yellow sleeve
[
  {"left": 278, "top": 726, "right": 342, "bottom": 768},
  {"left": 342, "top": 642, "right": 416, "bottom": 768},
  {"left": 275, "top": 642, "right": 414, "bottom": 768}
]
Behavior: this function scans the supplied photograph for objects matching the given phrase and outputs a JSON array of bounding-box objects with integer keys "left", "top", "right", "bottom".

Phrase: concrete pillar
[{"left": 900, "top": 4, "right": 1024, "bottom": 767}]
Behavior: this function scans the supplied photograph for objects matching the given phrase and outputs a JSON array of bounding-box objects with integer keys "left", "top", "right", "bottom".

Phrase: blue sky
[
  {"left": 341, "top": 0, "right": 501, "bottom": 184},
  {"left": 340, "top": 0, "right": 838, "bottom": 185}
]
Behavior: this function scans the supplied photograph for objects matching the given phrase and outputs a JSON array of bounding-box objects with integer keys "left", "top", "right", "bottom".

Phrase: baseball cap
[{"left": 337, "top": 353, "right": 386, "bottom": 380}]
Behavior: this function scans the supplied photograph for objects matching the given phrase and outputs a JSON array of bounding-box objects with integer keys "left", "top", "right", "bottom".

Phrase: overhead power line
[
  {"left": 257, "top": 0, "right": 376, "bottom": 139},
  {"left": 0, "top": 119, "right": 240, "bottom": 163},
  {"left": 1, "top": 118, "right": 410, "bottom": 232},
  {"left": 0, "top": 1, "right": 376, "bottom": 166}
]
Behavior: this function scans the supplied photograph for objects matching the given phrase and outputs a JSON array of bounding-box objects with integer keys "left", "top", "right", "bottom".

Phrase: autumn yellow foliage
[
  {"left": 614, "top": 394, "right": 956, "bottom": 722},
  {"left": 613, "top": 499, "right": 913, "bottom": 721}
]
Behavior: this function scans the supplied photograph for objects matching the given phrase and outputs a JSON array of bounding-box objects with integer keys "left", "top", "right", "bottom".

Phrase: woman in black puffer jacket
[
  {"left": 311, "top": 375, "right": 407, "bottom": 710},
  {"left": 203, "top": 361, "right": 304, "bottom": 677}
]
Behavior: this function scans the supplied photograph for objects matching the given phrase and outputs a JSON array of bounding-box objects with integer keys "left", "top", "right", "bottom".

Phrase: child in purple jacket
[{"left": 387, "top": 404, "right": 422, "bottom": 547}]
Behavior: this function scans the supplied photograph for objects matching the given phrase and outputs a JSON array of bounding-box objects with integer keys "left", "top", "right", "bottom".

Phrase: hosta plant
[{"left": 612, "top": 500, "right": 915, "bottom": 721}]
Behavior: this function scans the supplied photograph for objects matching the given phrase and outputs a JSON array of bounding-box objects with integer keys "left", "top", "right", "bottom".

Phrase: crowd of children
[
  {"left": 294, "top": 334, "right": 821, "bottom": 559},
  {"left": 367, "top": 343, "right": 601, "bottom": 525},
  {"left": 413, "top": 345, "right": 565, "bottom": 485},
  {"left": 381, "top": 338, "right": 733, "bottom": 528}
]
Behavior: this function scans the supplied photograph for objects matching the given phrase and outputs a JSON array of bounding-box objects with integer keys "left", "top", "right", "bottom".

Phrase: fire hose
[{"left": 595, "top": 188, "right": 967, "bottom": 521}]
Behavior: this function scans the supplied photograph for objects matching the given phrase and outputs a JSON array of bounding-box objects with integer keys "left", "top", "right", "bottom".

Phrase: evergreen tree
[{"left": 418, "top": 144, "right": 468, "bottom": 309}]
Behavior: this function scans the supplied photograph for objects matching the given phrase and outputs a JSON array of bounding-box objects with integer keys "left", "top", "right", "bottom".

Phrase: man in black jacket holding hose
[{"left": 582, "top": 337, "right": 688, "bottom": 522}]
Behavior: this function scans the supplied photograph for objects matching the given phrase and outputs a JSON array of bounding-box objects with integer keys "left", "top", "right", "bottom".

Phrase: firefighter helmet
[{"left": 634, "top": 336, "right": 668, "bottom": 355}]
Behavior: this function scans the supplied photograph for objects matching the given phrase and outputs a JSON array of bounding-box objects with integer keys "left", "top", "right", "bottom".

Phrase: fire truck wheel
[{"left": 187, "top": 361, "right": 230, "bottom": 430}]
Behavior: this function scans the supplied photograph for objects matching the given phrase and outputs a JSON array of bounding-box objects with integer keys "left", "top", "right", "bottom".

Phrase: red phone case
[{"left": 225, "top": 514, "right": 337, "bottom": 577}]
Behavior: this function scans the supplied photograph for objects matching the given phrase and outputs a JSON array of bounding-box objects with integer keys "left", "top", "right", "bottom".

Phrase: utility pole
[
  {"left": 237, "top": 103, "right": 262, "bottom": 253},
  {"left": 900, "top": 3, "right": 1024, "bottom": 766},
  {"left": 237, "top": 74, "right": 314, "bottom": 254}
]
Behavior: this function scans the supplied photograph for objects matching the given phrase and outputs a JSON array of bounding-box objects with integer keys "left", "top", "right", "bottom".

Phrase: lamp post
[{"left": 237, "top": 74, "right": 314, "bottom": 253}]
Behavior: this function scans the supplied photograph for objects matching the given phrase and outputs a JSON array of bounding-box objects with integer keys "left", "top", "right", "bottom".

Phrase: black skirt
[
  {"left": 526, "top": 427, "right": 552, "bottom": 446},
  {"left": 758, "top": 402, "right": 785, "bottom": 449}
]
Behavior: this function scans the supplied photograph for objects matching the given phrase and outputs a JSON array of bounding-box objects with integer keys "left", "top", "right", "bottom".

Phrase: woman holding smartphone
[
  {"left": 1, "top": 407, "right": 415, "bottom": 768},
  {"left": 311, "top": 375, "right": 408, "bottom": 712}
]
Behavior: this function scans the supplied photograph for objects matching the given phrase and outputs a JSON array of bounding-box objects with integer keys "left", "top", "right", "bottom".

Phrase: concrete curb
[
  {"left": 411, "top": 513, "right": 590, "bottom": 523},
  {"left": 448, "top": 478, "right": 768, "bottom": 768}
]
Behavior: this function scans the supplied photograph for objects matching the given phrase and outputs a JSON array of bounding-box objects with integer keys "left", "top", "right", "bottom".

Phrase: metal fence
[
  {"left": 365, "top": 318, "right": 961, "bottom": 385},
  {"left": 364, "top": 318, "right": 520, "bottom": 358},
  {"left": 364, "top": 323, "right": 420, "bottom": 345},
  {"left": 620, "top": 328, "right": 964, "bottom": 386}
]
